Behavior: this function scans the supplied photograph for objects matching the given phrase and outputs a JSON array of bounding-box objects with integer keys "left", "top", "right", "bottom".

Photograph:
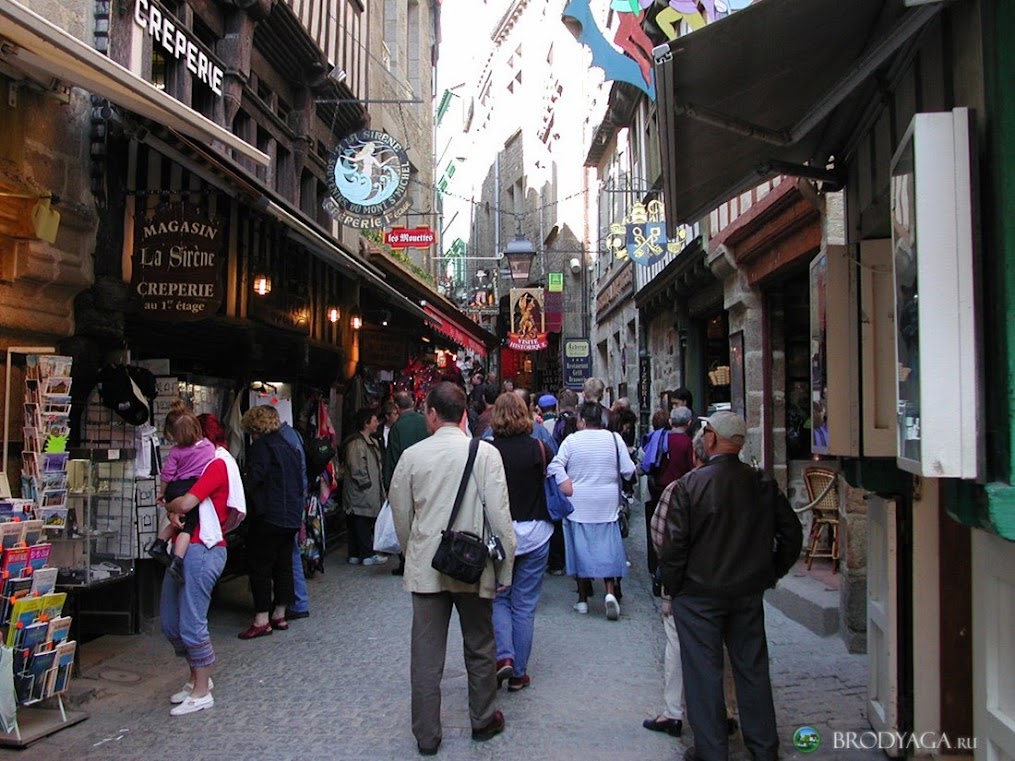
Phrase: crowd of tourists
[{"left": 149, "top": 371, "right": 802, "bottom": 761}]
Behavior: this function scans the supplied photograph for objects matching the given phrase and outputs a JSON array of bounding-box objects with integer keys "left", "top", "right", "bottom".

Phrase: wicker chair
[{"left": 802, "top": 467, "right": 840, "bottom": 571}]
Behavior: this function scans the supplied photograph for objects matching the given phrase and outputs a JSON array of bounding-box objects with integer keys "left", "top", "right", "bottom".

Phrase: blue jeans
[
  {"left": 160, "top": 544, "right": 226, "bottom": 668},
  {"left": 493, "top": 539, "right": 550, "bottom": 677},
  {"left": 291, "top": 537, "right": 309, "bottom": 613}
]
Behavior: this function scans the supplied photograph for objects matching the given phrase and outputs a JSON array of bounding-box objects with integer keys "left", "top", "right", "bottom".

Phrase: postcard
[
  {"left": 39, "top": 508, "right": 68, "bottom": 529},
  {"left": 37, "top": 355, "right": 73, "bottom": 379}
]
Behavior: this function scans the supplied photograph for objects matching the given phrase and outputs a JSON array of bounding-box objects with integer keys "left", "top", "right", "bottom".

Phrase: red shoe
[
  {"left": 495, "top": 658, "right": 514, "bottom": 686},
  {"left": 471, "top": 710, "right": 505, "bottom": 741},
  {"left": 269, "top": 617, "right": 289, "bottom": 631},
  {"left": 237, "top": 623, "right": 273, "bottom": 640},
  {"left": 507, "top": 675, "right": 530, "bottom": 692}
]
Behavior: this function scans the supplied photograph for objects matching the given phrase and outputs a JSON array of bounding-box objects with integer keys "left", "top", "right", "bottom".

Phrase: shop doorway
[{"left": 703, "top": 312, "right": 731, "bottom": 414}]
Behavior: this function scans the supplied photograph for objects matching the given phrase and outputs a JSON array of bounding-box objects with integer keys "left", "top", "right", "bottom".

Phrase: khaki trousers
[{"left": 410, "top": 592, "right": 498, "bottom": 749}]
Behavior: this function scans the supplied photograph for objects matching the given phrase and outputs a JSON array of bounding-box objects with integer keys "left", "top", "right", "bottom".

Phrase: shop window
[
  {"left": 704, "top": 312, "right": 731, "bottom": 414},
  {"left": 783, "top": 271, "right": 811, "bottom": 460}
]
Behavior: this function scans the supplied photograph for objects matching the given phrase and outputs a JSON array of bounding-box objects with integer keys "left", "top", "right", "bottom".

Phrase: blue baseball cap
[{"left": 538, "top": 394, "right": 557, "bottom": 410}]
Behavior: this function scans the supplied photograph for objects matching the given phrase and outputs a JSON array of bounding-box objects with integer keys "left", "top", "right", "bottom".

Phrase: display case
[
  {"left": 49, "top": 449, "right": 136, "bottom": 587},
  {"left": 890, "top": 108, "right": 981, "bottom": 478}
]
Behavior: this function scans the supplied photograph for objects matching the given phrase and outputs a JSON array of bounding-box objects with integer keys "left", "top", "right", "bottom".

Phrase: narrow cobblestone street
[{"left": 31, "top": 504, "right": 882, "bottom": 761}]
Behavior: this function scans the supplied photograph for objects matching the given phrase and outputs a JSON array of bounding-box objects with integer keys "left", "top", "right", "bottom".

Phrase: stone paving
[{"left": 28, "top": 502, "right": 883, "bottom": 761}]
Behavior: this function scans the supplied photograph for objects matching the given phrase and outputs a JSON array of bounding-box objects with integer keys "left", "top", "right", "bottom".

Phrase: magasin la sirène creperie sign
[{"left": 131, "top": 204, "right": 224, "bottom": 321}]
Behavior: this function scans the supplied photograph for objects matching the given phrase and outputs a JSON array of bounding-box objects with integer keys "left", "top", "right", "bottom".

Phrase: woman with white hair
[{"left": 548, "top": 402, "right": 636, "bottom": 620}]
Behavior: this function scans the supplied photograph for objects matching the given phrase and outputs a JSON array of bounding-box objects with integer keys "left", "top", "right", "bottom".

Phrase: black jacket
[
  {"left": 246, "top": 430, "right": 305, "bottom": 530},
  {"left": 658, "top": 454, "right": 803, "bottom": 599}
]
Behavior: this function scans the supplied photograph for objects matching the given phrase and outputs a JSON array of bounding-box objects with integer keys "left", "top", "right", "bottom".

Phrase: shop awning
[
  {"left": 654, "top": 0, "right": 944, "bottom": 230},
  {"left": 0, "top": 0, "right": 269, "bottom": 167},
  {"left": 424, "top": 305, "right": 489, "bottom": 359}
]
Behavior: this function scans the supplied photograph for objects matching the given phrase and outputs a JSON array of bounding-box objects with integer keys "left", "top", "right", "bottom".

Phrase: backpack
[
  {"left": 552, "top": 410, "right": 578, "bottom": 445},
  {"left": 305, "top": 436, "right": 336, "bottom": 481},
  {"left": 96, "top": 364, "right": 158, "bottom": 426}
]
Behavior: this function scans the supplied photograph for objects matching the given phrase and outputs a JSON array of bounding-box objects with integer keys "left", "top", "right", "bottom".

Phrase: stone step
[{"left": 765, "top": 569, "right": 840, "bottom": 637}]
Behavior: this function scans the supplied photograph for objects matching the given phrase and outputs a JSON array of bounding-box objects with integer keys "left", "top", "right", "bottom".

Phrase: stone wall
[{"left": 840, "top": 479, "right": 869, "bottom": 653}]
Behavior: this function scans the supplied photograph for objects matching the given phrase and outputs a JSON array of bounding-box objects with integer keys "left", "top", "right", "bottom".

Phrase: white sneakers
[
  {"left": 573, "top": 601, "right": 589, "bottom": 614},
  {"left": 170, "top": 692, "right": 214, "bottom": 716},
  {"left": 605, "top": 593, "right": 620, "bottom": 621},
  {"left": 362, "top": 554, "right": 388, "bottom": 566},
  {"left": 170, "top": 677, "right": 213, "bottom": 704}
]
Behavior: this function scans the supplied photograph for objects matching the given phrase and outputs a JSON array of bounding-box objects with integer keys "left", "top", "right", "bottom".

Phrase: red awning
[{"left": 424, "top": 305, "right": 487, "bottom": 358}]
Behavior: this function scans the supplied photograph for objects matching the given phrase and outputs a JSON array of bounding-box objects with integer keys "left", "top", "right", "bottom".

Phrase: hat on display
[
  {"left": 700, "top": 411, "right": 747, "bottom": 441},
  {"left": 537, "top": 394, "right": 557, "bottom": 410}
]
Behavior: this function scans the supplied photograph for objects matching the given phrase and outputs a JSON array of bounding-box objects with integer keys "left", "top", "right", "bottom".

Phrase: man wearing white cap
[{"left": 658, "top": 411, "right": 802, "bottom": 761}]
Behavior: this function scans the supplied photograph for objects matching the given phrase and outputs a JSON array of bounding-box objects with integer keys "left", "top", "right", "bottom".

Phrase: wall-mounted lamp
[
  {"left": 350, "top": 308, "right": 362, "bottom": 330},
  {"left": 327, "top": 306, "right": 341, "bottom": 323},
  {"left": 329, "top": 66, "right": 348, "bottom": 84},
  {"left": 253, "top": 274, "right": 272, "bottom": 296}
]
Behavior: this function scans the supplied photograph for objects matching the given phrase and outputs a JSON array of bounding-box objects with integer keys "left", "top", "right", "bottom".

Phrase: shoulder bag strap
[
  {"left": 537, "top": 439, "right": 548, "bottom": 475},
  {"left": 445, "top": 437, "right": 481, "bottom": 531},
  {"left": 613, "top": 432, "right": 623, "bottom": 501}
]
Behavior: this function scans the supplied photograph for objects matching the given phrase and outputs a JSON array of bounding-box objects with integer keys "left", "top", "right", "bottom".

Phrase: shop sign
[
  {"left": 507, "top": 288, "right": 549, "bottom": 351},
  {"left": 323, "top": 129, "right": 411, "bottom": 229},
  {"left": 385, "top": 227, "right": 435, "bottom": 248},
  {"left": 547, "top": 272, "right": 564, "bottom": 293},
  {"left": 134, "top": 0, "right": 224, "bottom": 96},
  {"left": 638, "top": 355, "right": 651, "bottom": 409},
  {"left": 607, "top": 200, "right": 692, "bottom": 267},
  {"left": 359, "top": 328, "right": 408, "bottom": 368},
  {"left": 563, "top": 337, "right": 592, "bottom": 390},
  {"left": 132, "top": 203, "right": 224, "bottom": 321}
]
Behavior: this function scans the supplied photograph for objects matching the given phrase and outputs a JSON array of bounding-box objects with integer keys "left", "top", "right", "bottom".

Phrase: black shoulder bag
[{"left": 431, "top": 438, "right": 491, "bottom": 583}]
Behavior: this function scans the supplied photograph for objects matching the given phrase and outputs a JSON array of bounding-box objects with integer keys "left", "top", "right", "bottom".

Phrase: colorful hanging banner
[{"left": 507, "top": 288, "right": 549, "bottom": 351}]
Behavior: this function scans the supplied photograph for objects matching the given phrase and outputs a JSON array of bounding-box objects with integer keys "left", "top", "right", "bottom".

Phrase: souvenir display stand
[
  {"left": 0, "top": 517, "right": 88, "bottom": 747},
  {"left": 0, "top": 352, "right": 88, "bottom": 746}
]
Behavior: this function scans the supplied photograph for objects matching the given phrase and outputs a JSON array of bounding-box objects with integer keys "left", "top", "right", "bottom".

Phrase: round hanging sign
[{"left": 323, "top": 129, "right": 412, "bottom": 229}]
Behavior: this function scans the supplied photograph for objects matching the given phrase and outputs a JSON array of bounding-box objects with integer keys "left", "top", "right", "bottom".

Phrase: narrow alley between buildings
[{"left": 32, "top": 502, "right": 880, "bottom": 761}]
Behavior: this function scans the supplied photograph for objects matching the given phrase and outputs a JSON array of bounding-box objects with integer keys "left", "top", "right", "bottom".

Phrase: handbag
[
  {"left": 538, "top": 440, "right": 573, "bottom": 521},
  {"left": 614, "top": 435, "right": 631, "bottom": 538},
  {"left": 431, "top": 438, "right": 491, "bottom": 584}
]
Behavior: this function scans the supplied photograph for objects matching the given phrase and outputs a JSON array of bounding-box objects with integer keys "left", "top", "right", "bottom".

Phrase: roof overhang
[
  {"left": 654, "top": 0, "right": 945, "bottom": 232},
  {"left": 366, "top": 247, "right": 497, "bottom": 358},
  {"left": 0, "top": 0, "right": 269, "bottom": 167},
  {"left": 144, "top": 129, "right": 427, "bottom": 321}
]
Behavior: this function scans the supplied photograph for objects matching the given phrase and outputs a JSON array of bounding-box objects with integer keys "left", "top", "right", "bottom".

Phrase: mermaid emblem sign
[{"left": 323, "top": 129, "right": 411, "bottom": 229}]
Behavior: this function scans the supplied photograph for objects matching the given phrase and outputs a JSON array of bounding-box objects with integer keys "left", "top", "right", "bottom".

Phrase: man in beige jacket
[{"left": 390, "top": 382, "right": 516, "bottom": 756}]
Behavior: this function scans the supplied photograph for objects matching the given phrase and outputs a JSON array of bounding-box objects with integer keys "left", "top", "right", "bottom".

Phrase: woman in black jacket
[
  {"left": 489, "top": 392, "right": 553, "bottom": 692},
  {"left": 238, "top": 405, "right": 305, "bottom": 639}
]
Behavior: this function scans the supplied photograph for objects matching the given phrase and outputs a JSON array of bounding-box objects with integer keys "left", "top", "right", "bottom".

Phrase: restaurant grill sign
[
  {"left": 132, "top": 203, "right": 224, "bottom": 321},
  {"left": 324, "top": 129, "right": 411, "bottom": 229}
]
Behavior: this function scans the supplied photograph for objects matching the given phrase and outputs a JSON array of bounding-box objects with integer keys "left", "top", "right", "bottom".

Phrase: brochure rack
[
  {"left": 0, "top": 516, "right": 87, "bottom": 747},
  {"left": 0, "top": 351, "right": 89, "bottom": 745}
]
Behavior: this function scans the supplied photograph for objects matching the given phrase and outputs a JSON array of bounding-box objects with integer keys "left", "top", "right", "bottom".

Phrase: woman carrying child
[{"left": 148, "top": 400, "right": 216, "bottom": 582}]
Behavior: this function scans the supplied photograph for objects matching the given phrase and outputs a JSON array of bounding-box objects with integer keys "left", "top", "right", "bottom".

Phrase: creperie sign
[
  {"left": 384, "top": 227, "right": 436, "bottom": 248},
  {"left": 134, "top": 0, "right": 224, "bottom": 97}
]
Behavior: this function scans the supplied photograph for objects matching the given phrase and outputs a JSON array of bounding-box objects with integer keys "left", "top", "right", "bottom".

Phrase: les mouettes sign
[
  {"left": 132, "top": 203, "right": 224, "bottom": 321},
  {"left": 324, "top": 129, "right": 411, "bottom": 229},
  {"left": 385, "top": 227, "right": 435, "bottom": 248}
]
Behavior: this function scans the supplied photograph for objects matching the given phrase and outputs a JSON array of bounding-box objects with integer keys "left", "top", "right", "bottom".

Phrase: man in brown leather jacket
[{"left": 658, "top": 411, "right": 803, "bottom": 761}]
